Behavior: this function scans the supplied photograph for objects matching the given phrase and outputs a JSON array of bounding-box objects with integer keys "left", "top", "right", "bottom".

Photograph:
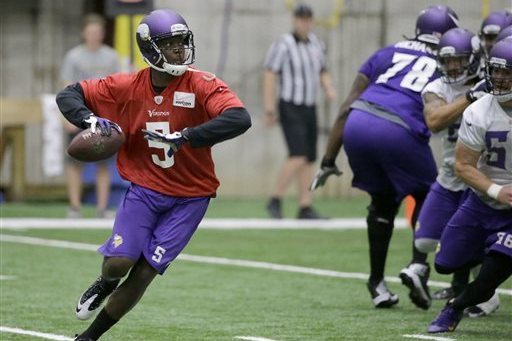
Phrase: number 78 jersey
[
  {"left": 459, "top": 94, "right": 512, "bottom": 210},
  {"left": 358, "top": 40, "right": 439, "bottom": 139}
]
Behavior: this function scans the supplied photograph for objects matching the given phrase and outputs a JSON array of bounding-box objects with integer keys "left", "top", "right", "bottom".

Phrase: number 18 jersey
[{"left": 358, "top": 40, "right": 439, "bottom": 139}]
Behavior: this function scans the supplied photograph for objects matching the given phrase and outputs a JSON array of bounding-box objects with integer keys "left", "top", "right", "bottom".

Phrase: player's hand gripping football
[
  {"left": 142, "top": 129, "right": 188, "bottom": 157},
  {"left": 310, "top": 158, "right": 342, "bottom": 191},
  {"left": 465, "top": 79, "right": 488, "bottom": 103},
  {"left": 83, "top": 114, "right": 122, "bottom": 136}
]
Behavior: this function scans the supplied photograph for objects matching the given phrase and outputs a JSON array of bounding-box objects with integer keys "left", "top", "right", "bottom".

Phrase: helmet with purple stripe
[
  {"left": 485, "top": 38, "right": 512, "bottom": 102},
  {"left": 415, "top": 5, "right": 459, "bottom": 45},
  {"left": 479, "top": 10, "right": 512, "bottom": 55},
  {"left": 437, "top": 28, "right": 482, "bottom": 84}
]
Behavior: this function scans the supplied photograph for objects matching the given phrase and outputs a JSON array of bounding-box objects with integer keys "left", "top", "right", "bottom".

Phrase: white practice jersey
[
  {"left": 422, "top": 79, "right": 471, "bottom": 192},
  {"left": 458, "top": 94, "right": 512, "bottom": 209}
]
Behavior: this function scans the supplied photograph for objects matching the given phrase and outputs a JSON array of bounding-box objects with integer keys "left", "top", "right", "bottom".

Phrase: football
[{"left": 67, "top": 128, "right": 125, "bottom": 162}]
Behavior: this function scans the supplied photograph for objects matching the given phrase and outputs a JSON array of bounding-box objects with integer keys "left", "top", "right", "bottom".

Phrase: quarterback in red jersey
[{"left": 57, "top": 9, "right": 251, "bottom": 341}]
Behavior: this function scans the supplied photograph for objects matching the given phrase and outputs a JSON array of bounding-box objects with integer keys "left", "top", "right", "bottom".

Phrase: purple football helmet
[
  {"left": 415, "top": 5, "right": 459, "bottom": 45},
  {"left": 437, "top": 28, "right": 482, "bottom": 84},
  {"left": 495, "top": 25, "right": 512, "bottom": 43},
  {"left": 136, "top": 9, "right": 195, "bottom": 76},
  {"left": 485, "top": 38, "right": 512, "bottom": 102},
  {"left": 479, "top": 10, "right": 512, "bottom": 54}
]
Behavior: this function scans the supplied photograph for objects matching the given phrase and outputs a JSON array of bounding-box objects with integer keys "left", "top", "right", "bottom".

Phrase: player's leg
[
  {"left": 428, "top": 250, "right": 512, "bottom": 334},
  {"left": 79, "top": 196, "right": 210, "bottom": 338},
  {"left": 95, "top": 162, "right": 110, "bottom": 218},
  {"left": 76, "top": 184, "right": 157, "bottom": 320},
  {"left": 343, "top": 110, "right": 402, "bottom": 307},
  {"left": 75, "top": 257, "right": 157, "bottom": 341},
  {"left": 365, "top": 194, "right": 401, "bottom": 307}
]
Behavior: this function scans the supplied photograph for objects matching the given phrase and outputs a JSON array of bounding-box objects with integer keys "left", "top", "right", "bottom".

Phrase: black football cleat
[
  {"left": 76, "top": 276, "right": 120, "bottom": 320},
  {"left": 399, "top": 263, "right": 431, "bottom": 310},
  {"left": 367, "top": 280, "right": 399, "bottom": 308}
]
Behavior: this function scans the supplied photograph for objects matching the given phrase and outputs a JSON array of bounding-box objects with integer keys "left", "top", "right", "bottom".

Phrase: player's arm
[
  {"left": 263, "top": 69, "right": 278, "bottom": 125},
  {"left": 454, "top": 141, "right": 512, "bottom": 206},
  {"left": 423, "top": 92, "right": 469, "bottom": 133},
  {"left": 323, "top": 72, "right": 369, "bottom": 162},
  {"left": 183, "top": 107, "right": 252, "bottom": 148},
  {"left": 56, "top": 83, "right": 120, "bottom": 136}
]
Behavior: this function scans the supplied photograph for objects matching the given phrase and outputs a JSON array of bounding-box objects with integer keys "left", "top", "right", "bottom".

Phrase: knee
[
  {"left": 367, "top": 195, "right": 400, "bottom": 225},
  {"left": 415, "top": 238, "right": 438, "bottom": 253},
  {"left": 102, "top": 257, "right": 135, "bottom": 279}
]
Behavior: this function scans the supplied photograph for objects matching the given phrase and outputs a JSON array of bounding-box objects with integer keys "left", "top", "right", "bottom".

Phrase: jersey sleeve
[
  {"left": 80, "top": 76, "right": 119, "bottom": 122},
  {"left": 358, "top": 48, "right": 388, "bottom": 82},
  {"left": 263, "top": 38, "right": 288, "bottom": 73},
  {"left": 421, "top": 79, "right": 447, "bottom": 103},
  {"left": 458, "top": 106, "right": 486, "bottom": 152},
  {"left": 197, "top": 76, "right": 244, "bottom": 118}
]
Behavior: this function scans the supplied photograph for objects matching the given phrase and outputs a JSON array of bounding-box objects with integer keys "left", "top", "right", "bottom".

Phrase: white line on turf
[
  {"left": 1, "top": 234, "right": 511, "bottom": 297},
  {"left": 234, "top": 336, "right": 280, "bottom": 341},
  {"left": 0, "top": 326, "right": 73, "bottom": 341},
  {"left": 0, "top": 217, "right": 409, "bottom": 230},
  {"left": 0, "top": 275, "right": 16, "bottom": 280},
  {"left": 403, "top": 334, "right": 455, "bottom": 341}
]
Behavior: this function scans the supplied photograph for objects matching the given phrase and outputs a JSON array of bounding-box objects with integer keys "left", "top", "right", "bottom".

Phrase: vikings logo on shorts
[{"left": 112, "top": 234, "right": 123, "bottom": 248}]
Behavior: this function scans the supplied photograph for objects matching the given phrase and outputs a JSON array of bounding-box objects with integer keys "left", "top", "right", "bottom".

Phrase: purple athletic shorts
[
  {"left": 98, "top": 183, "right": 210, "bottom": 274},
  {"left": 435, "top": 191, "right": 512, "bottom": 270}
]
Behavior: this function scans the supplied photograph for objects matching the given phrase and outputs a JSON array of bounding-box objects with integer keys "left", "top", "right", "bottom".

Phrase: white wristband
[{"left": 486, "top": 184, "right": 503, "bottom": 200}]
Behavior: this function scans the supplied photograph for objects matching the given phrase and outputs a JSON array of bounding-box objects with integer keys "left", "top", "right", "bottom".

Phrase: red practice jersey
[{"left": 80, "top": 67, "right": 244, "bottom": 197}]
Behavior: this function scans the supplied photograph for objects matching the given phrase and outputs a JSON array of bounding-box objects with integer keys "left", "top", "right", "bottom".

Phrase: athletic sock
[
  {"left": 367, "top": 218, "right": 394, "bottom": 283},
  {"left": 452, "top": 252, "right": 512, "bottom": 310},
  {"left": 78, "top": 308, "right": 119, "bottom": 340},
  {"left": 451, "top": 267, "right": 470, "bottom": 296}
]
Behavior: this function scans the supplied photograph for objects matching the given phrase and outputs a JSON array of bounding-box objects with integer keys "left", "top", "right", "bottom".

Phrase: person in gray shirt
[{"left": 60, "top": 14, "right": 120, "bottom": 218}]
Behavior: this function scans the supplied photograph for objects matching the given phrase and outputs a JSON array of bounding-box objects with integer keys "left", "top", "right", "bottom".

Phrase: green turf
[
  {"left": 1, "top": 227, "right": 511, "bottom": 340},
  {"left": 0, "top": 196, "right": 383, "bottom": 219}
]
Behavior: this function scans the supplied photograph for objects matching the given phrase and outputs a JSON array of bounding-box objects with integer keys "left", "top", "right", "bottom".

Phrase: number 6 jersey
[
  {"left": 80, "top": 67, "right": 244, "bottom": 197},
  {"left": 458, "top": 94, "right": 512, "bottom": 210}
]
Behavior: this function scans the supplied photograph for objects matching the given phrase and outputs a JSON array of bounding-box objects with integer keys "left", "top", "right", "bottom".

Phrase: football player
[
  {"left": 428, "top": 37, "right": 512, "bottom": 333},
  {"left": 417, "top": 27, "right": 500, "bottom": 316},
  {"left": 56, "top": 9, "right": 251, "bottom": 340},
  {"left": 479, "top": 10, "right": 512, "bottom": 57},
  {"left": 311, "top": 5, "right": 458, "bottom": 309}
]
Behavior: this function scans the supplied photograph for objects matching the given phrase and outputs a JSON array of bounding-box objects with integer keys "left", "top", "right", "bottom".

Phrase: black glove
[{"left": 465, "top": 79, "right": 488, "bottom": 103}]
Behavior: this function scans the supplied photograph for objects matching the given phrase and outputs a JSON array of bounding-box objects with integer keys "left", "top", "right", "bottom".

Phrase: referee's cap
[{"left": 293, "top": 4, "right": 313, "bottom": 18}]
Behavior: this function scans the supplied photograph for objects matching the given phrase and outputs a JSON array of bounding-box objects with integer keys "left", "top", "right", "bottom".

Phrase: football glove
[
  {"left": 465, "top": 79, "right": 488, "bottom": 103},
  {"left": 142, "top": 129, "right": 188, "bottom": 157},
  {"left": 83, "top": 114, "right": 121, "bottom": 136},
  {"left": 310, "top": 158, "right": 342, "bottom": 191}
]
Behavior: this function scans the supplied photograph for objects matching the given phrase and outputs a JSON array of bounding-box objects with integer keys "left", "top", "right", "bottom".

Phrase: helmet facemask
[
  {"left": 137, "top": 22, "right": 195, "bottom": 76},
  {"left": 486, "top": 59, "right": 512, "bottom": 102},
  {"left": 438, "top": 52, "right": 480, "bottom": 85}
]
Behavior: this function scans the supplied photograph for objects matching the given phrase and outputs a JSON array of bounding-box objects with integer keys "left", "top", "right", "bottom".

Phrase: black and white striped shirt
[{"left": 264, "top": 32, "right": 327, "bottom": 106}]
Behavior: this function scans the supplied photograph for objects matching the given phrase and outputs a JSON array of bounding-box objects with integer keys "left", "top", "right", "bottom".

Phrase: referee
[{"left": 263, "top": 4, "right": 336, "bottom": 219}]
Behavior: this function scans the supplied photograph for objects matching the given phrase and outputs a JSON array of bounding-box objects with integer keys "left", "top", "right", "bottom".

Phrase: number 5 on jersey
[{"left": 145, "top": 122, "right": 174, "bottom": 168}]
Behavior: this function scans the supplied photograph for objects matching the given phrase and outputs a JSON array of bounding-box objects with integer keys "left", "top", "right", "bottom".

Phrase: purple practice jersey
[{"left": 359, "top": 40, "right": 439, "bottom": 139}]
